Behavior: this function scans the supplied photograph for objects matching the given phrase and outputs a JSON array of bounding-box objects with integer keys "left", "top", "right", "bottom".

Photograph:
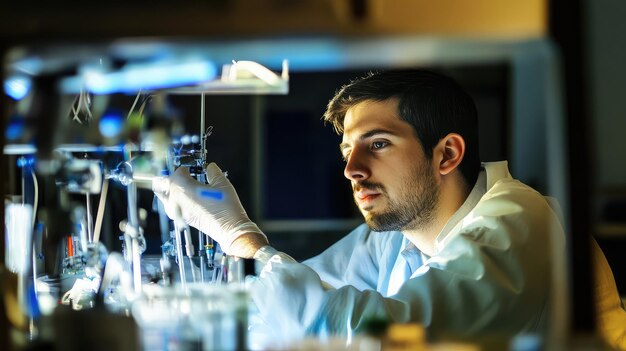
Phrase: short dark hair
[{"left": 323, "top": 69, "right": 480, "bottom": 187}]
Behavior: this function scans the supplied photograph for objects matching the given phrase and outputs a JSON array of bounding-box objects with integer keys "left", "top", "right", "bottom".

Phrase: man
[{"left": 154, "top": 70, "right": 565, "bottom": 345}]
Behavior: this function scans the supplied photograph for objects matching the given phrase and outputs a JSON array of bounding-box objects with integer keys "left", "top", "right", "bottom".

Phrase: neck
[{"left": 403, "top": 174, "right": 471, "bottom": 256}]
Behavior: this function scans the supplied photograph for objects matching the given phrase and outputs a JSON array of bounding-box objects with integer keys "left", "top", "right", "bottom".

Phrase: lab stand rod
[
  {"left": 85, "top": 194, "right": 93, "bottom": 243},
  {"left": 93, "top": 179, "right": 109, "bottom": 244},
  {"left": 126, "top": 181, "right": 142, "bottom": 294},
  {"left": 200, "top": 92, "right": 206, "bottom": 166},
  {"left": 173, "top": 220, "right": 187, "bottom": 288},
  {"left": 183, "top": 227, "right": 196, "bottom": 283},
  {"left": 198, "top": 231, "right": 206, "bottom": 282}
]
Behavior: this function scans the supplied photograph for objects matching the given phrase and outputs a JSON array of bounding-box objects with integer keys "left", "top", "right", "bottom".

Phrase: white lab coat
[{"left": 249, "top": 161, "right": 565, "bottom": 345}]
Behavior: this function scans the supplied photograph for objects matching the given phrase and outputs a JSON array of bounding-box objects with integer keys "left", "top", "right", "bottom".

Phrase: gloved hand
[{"left": 152, "top": 162, "right": 266, "bottom": 255}]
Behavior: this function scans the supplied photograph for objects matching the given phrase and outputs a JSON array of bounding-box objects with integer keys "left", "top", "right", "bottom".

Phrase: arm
[
  {"left": 229, "top": 233, "right": 269, "bottom": 259},
  {"left": 248, "top": 182, "right": 565, "bottom": 341},
  {"left": 302, "top": 224, "right": 403, "bottom": 290}
]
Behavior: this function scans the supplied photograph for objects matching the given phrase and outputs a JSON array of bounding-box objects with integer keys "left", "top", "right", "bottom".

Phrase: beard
[{"left": 354, "top": 161, "right": 439, "bottom": 232}]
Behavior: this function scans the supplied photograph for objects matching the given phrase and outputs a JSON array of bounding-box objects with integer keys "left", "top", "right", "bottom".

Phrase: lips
[
  {"left": 354, "top": 188, "right": 382, "bottom": 207},
  {"left": 355, "top": 189, "right": 380, "bottom": 200}
]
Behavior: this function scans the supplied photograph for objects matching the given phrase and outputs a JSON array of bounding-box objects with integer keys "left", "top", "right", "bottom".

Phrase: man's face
[{"left": 340, "top": 98, "right": 439, "bottom": 232}]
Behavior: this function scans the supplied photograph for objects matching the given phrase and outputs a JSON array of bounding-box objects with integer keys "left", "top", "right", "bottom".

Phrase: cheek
[
  {"left": 401, "top": 158, "right": 435, "bottom": 188},
  {"left": 384, "top": 170, "right": 409, "bottom": 195}
]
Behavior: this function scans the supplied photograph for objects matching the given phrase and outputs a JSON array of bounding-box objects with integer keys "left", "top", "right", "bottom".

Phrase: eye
[
  {"left": 371, "top": 140, "right": 388, "bottom": 150},
  {"left": 341, "top": 151, "right": 350, "bottom": 162}
]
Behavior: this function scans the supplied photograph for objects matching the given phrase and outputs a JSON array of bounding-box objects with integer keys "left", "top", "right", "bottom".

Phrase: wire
[
  {"left": 79, "top": 90, "right": 92, "bottom": 122},
  {"left": 137, "top": 94, "right": 151, "bottom": 116},
  {"left": 68, "top": 90, "right": 94, "bottom": 124},
  {"left": 31, "top": 169, "right": 39, "bottom": 292},
  {"left": 30, "top": 170, "right": 38, "bottom": 230},
  {"left": 68, "top": 94, "right": 81, "bottom": 123},
  {"left": 127, "top": 89, "right": 143, "bottom": 119}
]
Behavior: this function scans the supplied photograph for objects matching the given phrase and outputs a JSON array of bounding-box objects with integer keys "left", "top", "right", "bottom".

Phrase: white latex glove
[{"left": 152, "top": 162, "right": 266, "bottom": 254}]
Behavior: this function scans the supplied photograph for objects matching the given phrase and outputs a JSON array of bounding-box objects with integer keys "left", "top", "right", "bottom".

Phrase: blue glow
[
  {"left": 5, "top": 117, "right": 25, "bottom": 141},
  {"left": 266, "top": 47, "right": 344, "bottom": 71},
  {"left": 60, "top": 60, "right": 218, "bottom": 94},
  {"left": 99, "top": 110, "right": 124, "bottom": 138},
  {"left": 16, "top": 156, "right": 35, "bottom": 168},
  {"left": 27, "top": 282, "right": 41, "bottom": 318},
  {"left": 197, "top": 189, "right": 224, "bottom": 201},
  {"left": 13, "top": 58, "right": 44, "bottom": 76},
  {"left": 4, "top": 76, "right": 31, "bottom": 100}
]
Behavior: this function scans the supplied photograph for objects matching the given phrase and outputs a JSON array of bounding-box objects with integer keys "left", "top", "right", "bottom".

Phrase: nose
[{"left": 344, "top": 148, "right": 371, "bottom": 181}]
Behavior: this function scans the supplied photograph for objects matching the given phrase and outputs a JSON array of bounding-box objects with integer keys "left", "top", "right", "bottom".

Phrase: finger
[
  {"left": 176, "top": 166, "right": 191, "bottom": 176},
  {"left": 171, "top": 166, "right": 191, "bottom": 182},
  {"left": 205, "top": 162, "right": 227, "bottom": 186},
  {"left": 152, "top": 176, "right": 171, "bottom": 195},
  {"left": 172, "top": 166, "right": 205, "bottom": 190}
]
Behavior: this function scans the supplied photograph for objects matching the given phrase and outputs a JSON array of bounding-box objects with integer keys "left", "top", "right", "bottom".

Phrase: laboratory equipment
[
  {"left": 132, "top": 283, "right": 250, "bottom": 351},
  {"left": 2, "top": 53, "right": 288, "bottom": 350}
]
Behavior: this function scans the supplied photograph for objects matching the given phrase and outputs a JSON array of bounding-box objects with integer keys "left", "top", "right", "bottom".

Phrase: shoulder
[
  {"left": 455, "top": 177, "right": 563, "bottom": 252},
  {"left": 436, "top": 162, "right": 563, "bottom": 251},
  {"left": 477, "top": 161, "right": 554, "bottom": 219},
  {"left": 479, "top": 177, "right": 552, "bottom": 218}
]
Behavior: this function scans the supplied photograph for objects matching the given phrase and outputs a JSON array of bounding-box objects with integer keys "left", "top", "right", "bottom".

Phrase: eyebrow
[{"left": 339, "top": 128, "right": 395, "bottom": 152}]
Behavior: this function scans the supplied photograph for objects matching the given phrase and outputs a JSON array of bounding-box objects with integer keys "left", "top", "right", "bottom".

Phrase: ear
[{"left": 435, "top": 133, "right": 465, "bottom": 176}]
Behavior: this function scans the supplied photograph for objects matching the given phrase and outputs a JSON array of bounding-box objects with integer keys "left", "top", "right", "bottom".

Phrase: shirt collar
[
  {"left": 433, "top": 167, "right": 487, "bottom": 253},
  {"left": 399, "top": 239, "right": 428, "bottom": 274}
]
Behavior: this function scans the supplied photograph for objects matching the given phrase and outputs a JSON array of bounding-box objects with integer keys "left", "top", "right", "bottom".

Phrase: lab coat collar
[
  {"left": 432, "top": 161, "right": 512, "bottom": 253},
  {"left": 484, "top": 160, "right": 512, "bottom": 189}
]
